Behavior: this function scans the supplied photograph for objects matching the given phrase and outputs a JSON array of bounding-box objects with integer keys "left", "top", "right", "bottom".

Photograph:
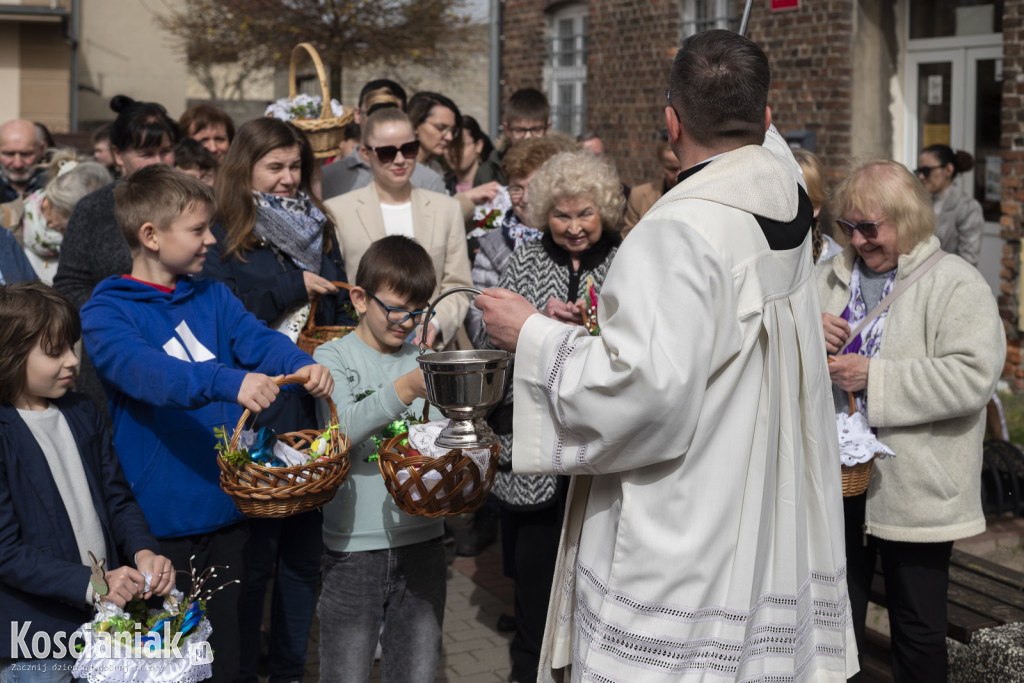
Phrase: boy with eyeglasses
[
  {"left": 473, "top": 88, "right": 552, "bottom": 187},
  {"left": 312, "top": 235, "right": 447, "bottom": 682}
]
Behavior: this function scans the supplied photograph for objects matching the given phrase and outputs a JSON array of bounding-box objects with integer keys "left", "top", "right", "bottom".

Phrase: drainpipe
[
  {"left": 67, "top": 0, "right": 80, "bottom": 131},
  {"left": 488, "top": 0, "right": 502, "bottom": 139}
]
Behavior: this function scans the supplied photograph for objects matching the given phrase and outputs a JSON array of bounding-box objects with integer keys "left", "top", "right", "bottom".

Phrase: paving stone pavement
[{"left": 295, "top": 515, "right": 514, "bottom": 682}]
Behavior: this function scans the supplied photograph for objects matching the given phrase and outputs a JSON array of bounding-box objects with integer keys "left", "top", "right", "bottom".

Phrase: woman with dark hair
[
  {"left": 916, "top": 143, "right": 984, "bottom": 265},
  {"left": 408, "top": 92, "right": 499, "bottom": 216},
  {"left": 407, "top": 90, "right": 461, "bottom": 177},
  {"left": 54, "top": 95, "right": 178, "bottom": 308},
  {"left": 52, "top": 95, "right": 179, "bottom": 419},
  {"left": 198, "top": 116, "right": 354, "bottom": 683},
  {"left": 446, "top": 114, "right": 493, "bottom": 196}
]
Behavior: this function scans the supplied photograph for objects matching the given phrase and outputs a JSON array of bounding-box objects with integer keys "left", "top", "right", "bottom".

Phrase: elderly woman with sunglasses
[
  {"left": 817, "top": 160, "right": 1004, "bottom": 682},
  {"left": 325, "top": 107, "right": 472, "bottom": 349},
  {"left": 915, "top": 144, "right": 984, "bottom": 266}
]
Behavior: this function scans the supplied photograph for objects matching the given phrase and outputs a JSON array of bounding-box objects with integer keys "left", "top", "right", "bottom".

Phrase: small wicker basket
[
  {"left": 378, "top": 432, "right": 499, "bottom": 518},
  {"left": 841, "top": 391, "right": 874, "bottom": 497},
  {"left": 282, "top": 42, "right": 354, "bottom": 159},
  {"left": 218, "top": 375, "right": 350, "bottom": 518},
  {"left": 297, "top": 281, "right": 356, "bottom": 355}
]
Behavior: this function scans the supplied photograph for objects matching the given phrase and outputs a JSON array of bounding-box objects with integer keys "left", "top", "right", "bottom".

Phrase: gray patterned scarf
[{"left": 252, "top": 190, "right": 325, "bottom": 273}]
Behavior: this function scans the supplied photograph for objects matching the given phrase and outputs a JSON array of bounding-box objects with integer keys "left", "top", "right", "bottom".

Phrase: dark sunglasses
[
  {"left": 368, "top": 140, "right": 420, "bottom": 165},
  {"left": 914, "top": 165, "right": 942, "bottom": 178},
  {"left": 835, "top": 219, "right": 881, "bottom": 239}
]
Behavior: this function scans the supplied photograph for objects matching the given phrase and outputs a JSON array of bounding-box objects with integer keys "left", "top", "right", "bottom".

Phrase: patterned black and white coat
[{"left": 476, "top": 230, "right": 619, "bottom": 510}]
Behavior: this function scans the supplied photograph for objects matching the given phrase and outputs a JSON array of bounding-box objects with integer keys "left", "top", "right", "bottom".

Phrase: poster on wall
[
  {"left": 922, "top": 124, "right": 950, "bottom": 148},
  {"left": 771, "top": 0, "right": 799, "bottom": 9},
  {"left": 986, "top": 156, "right": 1001, "bottom": 203}
]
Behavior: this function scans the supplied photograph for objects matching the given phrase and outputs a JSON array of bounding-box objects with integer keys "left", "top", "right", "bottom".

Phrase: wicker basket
[
  {"left": 378, "top": 433, "right": 499, "bottom": 518},
  {"left": 297, "top": 281, "right": 356, "bottom": 355},
  {"left": 218, "top": 375, "right": 350, "bottom": 518},
  {"left": 283, "top": 42, "right": 355, "bottom": 159},
  {"left": 840, "top": 390, "right": 875, "bottom": 497}
]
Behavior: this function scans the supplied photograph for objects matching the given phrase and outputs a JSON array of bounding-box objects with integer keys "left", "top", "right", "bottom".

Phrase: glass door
[{"left": 904, "top": 45, "right": 1003, "bottom": 293}]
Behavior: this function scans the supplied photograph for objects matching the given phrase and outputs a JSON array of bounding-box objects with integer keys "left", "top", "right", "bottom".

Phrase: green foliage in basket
[{"left": 213, "top": 425, "right": 249, "bottom": 467}]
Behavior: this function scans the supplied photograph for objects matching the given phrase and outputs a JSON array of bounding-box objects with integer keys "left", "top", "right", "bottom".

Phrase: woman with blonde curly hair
[{"left": 477, "top": 149, "right": 623, "bottom": 683}]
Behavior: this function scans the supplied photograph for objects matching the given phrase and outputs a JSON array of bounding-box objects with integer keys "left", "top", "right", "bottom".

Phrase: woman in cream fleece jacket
[{"left": 817, "top": 160, "right": 1005, "bottom": 683}]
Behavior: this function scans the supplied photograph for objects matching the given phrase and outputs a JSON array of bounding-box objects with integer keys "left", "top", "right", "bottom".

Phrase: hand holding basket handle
[{"left": 237, "top": 366, "right": 335, "bottom": 413}]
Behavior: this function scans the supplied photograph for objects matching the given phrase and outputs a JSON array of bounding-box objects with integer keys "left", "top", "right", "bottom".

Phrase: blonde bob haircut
[
  {"left": 791, "top": 148, "right": 826, "bottom": 211},
  {"left": 827, "top": 159, "right": 934, "bottom": 255},
  {"left": 527, "top": 150, "right": 625, "bottom": 233}
]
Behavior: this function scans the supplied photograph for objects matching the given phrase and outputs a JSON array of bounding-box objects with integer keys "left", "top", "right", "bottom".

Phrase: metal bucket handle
[{"left": 421, "top": 286, "right": 483, "bottom": 353}]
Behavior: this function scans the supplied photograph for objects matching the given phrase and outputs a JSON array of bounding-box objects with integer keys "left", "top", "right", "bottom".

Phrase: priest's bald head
[{"left": 665, "top": 30, "right": 772, "bottom": 169}]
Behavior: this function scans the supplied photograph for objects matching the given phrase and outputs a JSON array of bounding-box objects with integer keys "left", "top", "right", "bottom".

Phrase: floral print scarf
[{"left": 840, "top": 259, "right": 897, "bottom": 414}]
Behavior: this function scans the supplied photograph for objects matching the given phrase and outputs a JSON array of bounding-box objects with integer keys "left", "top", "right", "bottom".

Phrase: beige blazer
[{"left": 324, "top": 183, "right": 472, "bottom": 344}]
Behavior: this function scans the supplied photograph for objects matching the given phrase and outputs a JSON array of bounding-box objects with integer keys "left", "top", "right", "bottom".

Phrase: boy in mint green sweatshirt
[{"left": 313, "top": 235, "right": 443, "bottom": 682}]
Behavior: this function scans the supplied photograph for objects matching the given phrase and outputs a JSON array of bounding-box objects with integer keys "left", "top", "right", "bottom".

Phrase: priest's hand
[
  {"left": 822, "top": 313, "right": 850, "bottom": 354},
  {"left": 475, "top": 288, "right": 538, "bottom": 352},
  {"left": 828, "top": 353, "right": 869, "bottom": 392}
]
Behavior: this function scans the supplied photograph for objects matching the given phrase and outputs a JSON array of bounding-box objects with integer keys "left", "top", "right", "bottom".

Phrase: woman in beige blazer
[{"left": 324, "top": 107, "right": 472, "bottom": 348}]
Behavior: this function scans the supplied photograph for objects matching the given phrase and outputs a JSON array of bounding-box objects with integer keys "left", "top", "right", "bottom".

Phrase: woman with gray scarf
[{"left": 199, "top": 117, "right": 354, "bottom": 683}]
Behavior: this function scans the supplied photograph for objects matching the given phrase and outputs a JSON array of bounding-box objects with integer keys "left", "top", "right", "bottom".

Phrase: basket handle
[
  {"left": 289, "top": 42, "right": 333, "bottom": 121},
  {"left": 305, "top": 281, "right": 355, "bottom": 332},
  {"left": 826, "top": 357, "right": 858, "bottom": 416},
  {"left": 229, "top": 374, "right": 339, "bottom": 451}
]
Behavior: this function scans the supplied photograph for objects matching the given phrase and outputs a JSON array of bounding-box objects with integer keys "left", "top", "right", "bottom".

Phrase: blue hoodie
[{"left": 81, "top": 276, "right": 314, "bottom": 538}]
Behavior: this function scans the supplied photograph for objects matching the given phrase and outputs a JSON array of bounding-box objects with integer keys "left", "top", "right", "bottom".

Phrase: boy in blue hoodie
[{"left": 80, "top": 165, "right": 333, "bottom": 683}]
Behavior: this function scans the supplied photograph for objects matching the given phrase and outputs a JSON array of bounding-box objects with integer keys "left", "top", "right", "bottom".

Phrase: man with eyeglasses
[
  {"left": 476, "top": 29, "right": 857, "bottom": 682},
  {"left": 473, "top": 88, "right": 552, "bottom": 187},
  {"left": 321, "top": 79, "right": 447, "bottom": 199}
]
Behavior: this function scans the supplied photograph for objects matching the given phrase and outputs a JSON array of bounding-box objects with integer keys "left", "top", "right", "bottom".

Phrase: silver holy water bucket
[{"left": 418, "top": 287, "right": 512, "bottom": 449}]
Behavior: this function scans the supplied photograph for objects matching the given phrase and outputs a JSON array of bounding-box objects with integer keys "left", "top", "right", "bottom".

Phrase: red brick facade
[
  {"left": 1001, "top": 0, "right": 1023, "bottom": 390},
  {"left": 499, "top": 1, "right": 857, "bottom": 185}
]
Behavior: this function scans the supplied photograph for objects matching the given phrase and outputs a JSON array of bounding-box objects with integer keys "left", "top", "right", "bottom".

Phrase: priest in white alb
[{"left": 475, "top": 29, "right": 858, "bottom": 682}]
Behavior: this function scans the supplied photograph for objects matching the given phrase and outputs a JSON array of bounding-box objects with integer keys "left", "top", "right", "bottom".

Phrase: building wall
[
  {"left": 77, "top": 0, "right": 188, "bottom": 130},
  {"left": 19, "top": 22, "right": 70, "bottom": 132},
  {"left": 0, "top": 24, "right": 21, "bottom": 123},
  {"left": 1001, "top": 0, "right": 1024, "bottom": 390}
]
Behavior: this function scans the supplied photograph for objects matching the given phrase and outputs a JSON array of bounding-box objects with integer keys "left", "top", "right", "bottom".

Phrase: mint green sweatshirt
[{"left": 313, "top": 333, "right": 442, "bottom": 552}]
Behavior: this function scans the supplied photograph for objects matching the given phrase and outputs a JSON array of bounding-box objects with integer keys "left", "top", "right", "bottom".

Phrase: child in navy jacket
[
  {"left": 0, "top": 282, "right": 175, "bottom": 679},
  {"left": 80, "top": 166, "right": 333, "bottom": 683}
]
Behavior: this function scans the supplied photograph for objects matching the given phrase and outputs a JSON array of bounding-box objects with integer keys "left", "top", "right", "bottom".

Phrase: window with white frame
[
  {"left": 680, "top": 0, "right": 738, "bottom": 39},
  {"left": 547, "top": 5, "right": 588, "bottom": 137}
]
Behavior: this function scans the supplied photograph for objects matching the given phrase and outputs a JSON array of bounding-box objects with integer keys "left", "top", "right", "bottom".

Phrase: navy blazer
[{"left": 0, "top": 393, "right": 160, "bottom": 657}]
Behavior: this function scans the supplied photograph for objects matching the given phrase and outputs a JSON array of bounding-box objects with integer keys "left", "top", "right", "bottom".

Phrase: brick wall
[
  {"left": 747, "top": 1, "right": 855, "bottom": 183},
  {"left": 1001, "top": 0, "right": 1024, "bottom": 390},
  {"left": 499, "top": 1, "right": 858, "bottom": 186}
]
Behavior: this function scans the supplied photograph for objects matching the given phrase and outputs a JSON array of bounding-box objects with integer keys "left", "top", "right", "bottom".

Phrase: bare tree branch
[{"left": 158, "top": 0, "right": 472, "bottom": 99}]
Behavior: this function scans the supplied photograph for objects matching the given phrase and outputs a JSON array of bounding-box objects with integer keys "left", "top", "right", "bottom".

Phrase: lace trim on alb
[
  {"left": 545, "top": 328, "right": 589, "bottom": 474},
  {"left": 572, "top": 560, "right": 849, "bottom": 678}
]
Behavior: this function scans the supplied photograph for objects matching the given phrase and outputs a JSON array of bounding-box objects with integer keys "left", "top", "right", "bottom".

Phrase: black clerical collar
[{"left": 677, "top": 160, "right": 712, "bottom": 184}]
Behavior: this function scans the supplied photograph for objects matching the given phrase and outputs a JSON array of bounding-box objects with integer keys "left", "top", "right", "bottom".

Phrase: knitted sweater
[{"left": 481, "top": 231, "right": 619, "bottom": 509}]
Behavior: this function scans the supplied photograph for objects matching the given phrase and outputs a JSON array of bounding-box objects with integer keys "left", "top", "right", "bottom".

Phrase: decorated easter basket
[
  {"left": 376, "top": 406, "right": 499, "bottom": 518},
  {"left": 296, "top": 281, "right": 356, "bottom": 354},
  {"left": 839, "top": 391, "right": 875, "bottom": 498},
  {"left": 280, "top": 42, "right": 354, "bottom": 158},
  {"left": 217, "top": 375, "right": 350, "bottom": 518}
]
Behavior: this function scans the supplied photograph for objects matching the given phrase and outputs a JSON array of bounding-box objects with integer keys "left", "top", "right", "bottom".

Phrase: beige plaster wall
[
  {"left": 0, "top": 24, "right": 21, "bottom": 123},
  {"left": 77, "top": 0, "right": 189, "bottom": 127}
]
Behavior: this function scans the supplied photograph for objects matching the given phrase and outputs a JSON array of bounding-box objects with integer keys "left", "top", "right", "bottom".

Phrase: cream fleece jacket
[{"left": 817, "top": 236, "right": 1006, "bottom": 542}]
